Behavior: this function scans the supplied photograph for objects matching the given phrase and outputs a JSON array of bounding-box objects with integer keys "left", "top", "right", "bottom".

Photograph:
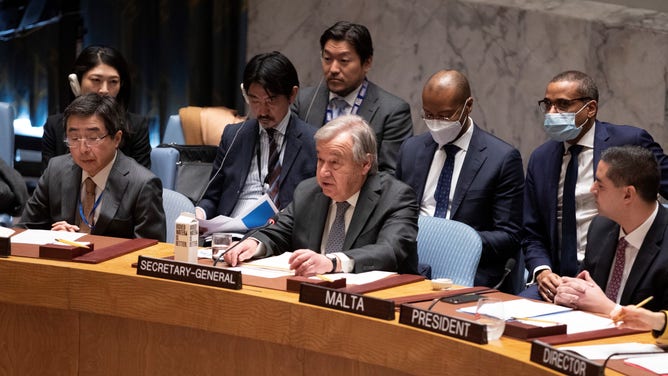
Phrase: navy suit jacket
[
  {"left": 254, "top": 173, "right": 419, "bottom": 274},
  {"left": 20, "top": 152, "right": 166, "bottom": 241},
  {"left": 291, "top": 80, "right": 413, "bottom": 174},
  {"left": 198, "top": 115, "right": 317, "bottom": 219},
  {"left": 395, "top": 125, "right": 524, "bottom": 289},
  {"left": 584, "top": 206, "right": 668, "bottom": 311},
  {"left": 523, "top": 120, "right": 668, "bottom": 277}
]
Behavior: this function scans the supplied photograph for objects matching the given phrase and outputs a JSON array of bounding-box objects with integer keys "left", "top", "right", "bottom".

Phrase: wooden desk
[{"left": 0, "top": 243, "right": 649, "bottom": 375}]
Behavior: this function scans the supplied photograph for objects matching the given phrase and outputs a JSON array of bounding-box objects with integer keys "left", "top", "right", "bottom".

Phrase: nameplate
[
  {"left": 136, "top": 255, "right": 242, "bottom": 290},
  {"left": 299, "top": 283, "right": 395, "bottom": 320},
  {"left": 398, "top": 305, "right": 487, "bottom": 344},
  {"left": 530, "top": 340, "right": 603, "bottom": 376}
]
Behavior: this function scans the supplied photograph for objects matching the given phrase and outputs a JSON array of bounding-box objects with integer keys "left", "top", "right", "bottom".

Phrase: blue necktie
[
  {"left": 561, "top": 144, "right": 583, "bottom": 276},
  {"left": 434, "top": 144, "right": 459, "bottom": 218}
]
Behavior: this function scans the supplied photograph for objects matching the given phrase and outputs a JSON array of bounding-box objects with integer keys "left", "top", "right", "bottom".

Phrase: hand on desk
[
  {"left": 289, "top": 249, "right": 332, "bottom": 276},
  {"left": 536, "top": 270, "right": 562, "bottom": 303},
  {"left": 223, "top": 238, "right": 259, "bottom": 266},
  {"left": 51, "top": 221, "right": 80, "bottom": 232},
  {"left": 555, "top": 270, "right": 615, "bottom": 315}
]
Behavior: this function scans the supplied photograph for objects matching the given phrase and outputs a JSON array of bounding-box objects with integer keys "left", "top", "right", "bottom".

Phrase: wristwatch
[{"left": 327, "top": 255, "right": 337, "bottom": 273}]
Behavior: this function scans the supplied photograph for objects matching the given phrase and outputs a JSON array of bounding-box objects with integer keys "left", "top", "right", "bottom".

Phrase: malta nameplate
[
  {"left": 299, "top": 283, "right": 395, "bottom": 320},
  {"left": 137, "top": 255, "right": 242, "bottom": 290},
  {"left": 399, "top": 304, "right": 487, "bottom": 344}
]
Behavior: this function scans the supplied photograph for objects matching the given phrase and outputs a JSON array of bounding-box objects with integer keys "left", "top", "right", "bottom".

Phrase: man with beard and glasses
[{"left": 196, "top": 52, "right": 317, "bottom": 224}]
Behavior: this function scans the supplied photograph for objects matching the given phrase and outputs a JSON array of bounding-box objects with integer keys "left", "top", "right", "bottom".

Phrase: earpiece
[
  {"left": 68, "top": 74, "right": 81, "bottom": 96},
  {"left": 240, "top": 83, "right": 249, "bottom": 104}
]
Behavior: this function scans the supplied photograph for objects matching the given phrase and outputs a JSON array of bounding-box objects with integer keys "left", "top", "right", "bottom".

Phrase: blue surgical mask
[{"left": 543, "top": 102, "right": 590, "bottom": 142}]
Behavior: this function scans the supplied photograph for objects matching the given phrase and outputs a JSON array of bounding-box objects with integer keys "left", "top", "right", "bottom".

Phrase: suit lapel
[
  {"left": 92, "top": 154, "right": 130, "bottom": 235},
  {"left": 62, "top": 160, "right": 82, "bottom": 223},
  {"left": 545, "top": 141, "right": 565, "bottom": 251},
  {"left": 451, "top": 126, "right": 486, "bottom": 217},
  {"left": 343, "top": 174, "right": 380, "bottom": 250},
  {"left": 306, "top": 190, "right": 331, "bottom": 249},
  {"left": 236, "top": 122, "right": 259, "bottom": 191},
  {"left": 590, "top": 222, "right": 620, "bottom": 287},
  {"left": 593, "top": 120, "right": 610, "bottom": 176},
  {"left": 356, "top": 81, "right": 379, "bottom": 124},
  {"left": 279, "top": 115, "right": 302, "bottom": 186},
  {"left": 621, "top": 204, "right": 667, "bottom": 303},
  {"left": 413, "top": 135, "right": 439, "bottom": 203},
  {"left": 306, "top": 88, "right": 329, "bottom": 126}
]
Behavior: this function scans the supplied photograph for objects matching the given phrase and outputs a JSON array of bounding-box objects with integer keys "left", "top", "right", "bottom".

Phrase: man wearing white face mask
[
  {"left": 396, "top": 70, "right": 525, "bottom": 293},
  {"left": 521, "top": 70, "right": 668, "bottom": 302}
]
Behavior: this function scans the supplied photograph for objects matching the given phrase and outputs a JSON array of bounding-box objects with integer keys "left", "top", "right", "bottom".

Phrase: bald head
[{"left": 423, "top": 70, "right": 471, "bottom": 103}]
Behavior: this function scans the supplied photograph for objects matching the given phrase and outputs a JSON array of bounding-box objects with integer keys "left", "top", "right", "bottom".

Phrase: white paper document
[
  {"left": 458, "top": 298, "right": 572, "bottom": 320},
  {"left": 559, "top": 342, "right": 664, "bottom": 359},
  {"left": 537, "top": 310, "right": 615, "bottom": 334},
  {"left": 10, "top": 229, "right": 85, "bottom": 245},
  {"left": 0, "top": 226, "right": 15, "bottom": 238},
  {"left": 624, "top": 353, "right": 668, "bottom": 374},
  {"left": 198, "top": 194, "right": 277, "bottom": 236}
]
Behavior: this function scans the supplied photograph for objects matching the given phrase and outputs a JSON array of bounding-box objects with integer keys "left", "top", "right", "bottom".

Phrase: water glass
[
  {"left": 211, "top": 232, "right": 233, "bottom": 260},
  {"left": 475, "top": 297, "right": 506, "bottom": 341}
]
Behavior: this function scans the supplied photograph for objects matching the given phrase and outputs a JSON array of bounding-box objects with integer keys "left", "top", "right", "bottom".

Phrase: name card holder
[
  {"left": 530, "top": 340, "right": 604, "bottom": 376},
  {"left": 137, "top": 255, "right": 242, "bottom": 290},
  {"left": 299, "top": 283, "right": 395, "bottom": 320},
  {"left": 39, "top": 243, "right": 94, "bottom": 260},
  {"left": 398, "top": 304, "right": 487, "bottom": 344},
  {"left": 0, "top": 236, "right": 10, "bottom": 257}
]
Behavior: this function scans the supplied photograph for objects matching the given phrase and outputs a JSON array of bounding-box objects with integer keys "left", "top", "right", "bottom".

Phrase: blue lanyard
[
  {"left": 326, "top": 78, "right": 368, "bottom": 122},
  {"left": 79, "top": 190, "right": 104, "bottom": 230}
]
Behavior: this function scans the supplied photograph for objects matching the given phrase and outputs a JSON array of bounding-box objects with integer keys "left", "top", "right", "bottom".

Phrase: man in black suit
[
  {"left": 291, "top": 21, "right": 413, "bottom": 174},
  {"left": 396, "top": 70, "right": 524, "bottom": 292},
  {"left": 223, "top": 115, "right": 419, "bottom": 276},
  {"left": 555, "top": 146, "right": 668, "bottom": 314},
  {"left": 20, "top": 94, "right": 165, "bottom": 241},
  {"left": 196, "top": 52, "right": 317, "bottom": 221}
]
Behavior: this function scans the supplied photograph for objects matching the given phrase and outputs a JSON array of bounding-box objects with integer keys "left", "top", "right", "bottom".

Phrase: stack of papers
[{"left": 198, "top": 194, "right": 277, "bottom": 236}]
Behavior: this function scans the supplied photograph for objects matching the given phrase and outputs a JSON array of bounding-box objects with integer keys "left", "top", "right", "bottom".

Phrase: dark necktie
[
  {"left": 325, "top": 201, "right": 350, "bottom": 254},
  {"left": 79, "top": 177, "right": 96, "bottom": 233},
  {"left": 434, "top": 144, "right": 460, "bottom": 218},
  {"left": 605, "top": 237, "right": 627, "bottom": 302},
  {"left": 561, "top": 144, "right": 583, "bottom": 276},
  {"left": 265, "top": 128, "right": 282, "bottom": 207}
]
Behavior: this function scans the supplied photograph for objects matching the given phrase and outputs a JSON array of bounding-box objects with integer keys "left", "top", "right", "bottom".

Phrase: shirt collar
[
  {"left": 620, "top": 202, "right": 659, "bottom": 250},
  {"left": 82, "top": 151, "right": 117, "bottom": 189},
  {"left": 449, "top": 117, "right": 474, "bottom": 152},
  {"left": 259, "top": 111, "right": 290, "bottom": 137},
  {"left": 332, "top": 191, "right": 360, "bottom": 210},
  {"left": 328, "top": 80, "right": 365, "bottom": 106},
  {"left": 564, "top": 121, "right": 596, "bottom": 152}
]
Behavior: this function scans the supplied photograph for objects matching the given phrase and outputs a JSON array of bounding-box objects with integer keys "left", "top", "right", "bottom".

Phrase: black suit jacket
[
  {"left": 42, "top": 112, "right": 151, "bottom": 171},
  {"left": 291, "top": 80, "right": 413, "bottom": 174},
  {"left": 254, "top": 173, "right": 419, "bottom": 274},
  {"left": 20, "top": 152, "right": 166, "bottom": 241},
  {"left": 584, "top": 206, "right": 668, "bottom": 311},
  {"left": 198, "top": 115, "right": 317, "bottom": 218},
  {"left": 395, "top": 125, "right": 524, "bottom": 288}
]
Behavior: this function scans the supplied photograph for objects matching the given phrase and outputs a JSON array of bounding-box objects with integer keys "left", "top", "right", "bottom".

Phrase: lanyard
[
  {"left": 325, "top": 78, "right": 368, "bottom": 122},
  {"left": 78, "top": 190, "right": 104, "bottom": 230},
  {"left": 255, "top": 130, "right": 285, "bottom": 193}
]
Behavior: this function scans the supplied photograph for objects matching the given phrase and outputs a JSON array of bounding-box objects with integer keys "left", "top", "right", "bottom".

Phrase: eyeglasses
[
  {"left": 538, "top": 97, "right": 592, "bottom": 113},
  {"left": 422, "top": 103, "right": 465, "bottom": 122},
  {"left": 64, "top": 134, "right": 109, "bottom": 148},
  {"left": 248, "top": 94, "right": 280, "bottom": 107}
]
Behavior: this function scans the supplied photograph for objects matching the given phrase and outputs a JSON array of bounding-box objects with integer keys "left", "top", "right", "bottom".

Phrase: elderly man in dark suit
[
  {"left": 224, "top": 115, "right": 419, "bottom": 276},
  {"left": 395, "top": 70, "right": 524, "bottom": 292},
  {"left": 291, "top": 21, "right": 413, "bottom": 174},
  {"left": 555, "top": 146, "right": 668, "bottom": 314},
  {"left": 522, "top": 70, "right": 668, "bottom": 302},
  {"left": 197, "top": 51, "right": 317, "bottom": 222},
  {"left": 20, "top": 93, "right": 165, "bottom": 241}
]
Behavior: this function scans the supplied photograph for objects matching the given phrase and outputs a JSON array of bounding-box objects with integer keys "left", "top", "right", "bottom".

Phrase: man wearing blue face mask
[
  {"left": 396, "top": 70, "right": 525, "bottom": 293},
  {"left": 521, "top": 70, "right": 668, "bottom": 302}
]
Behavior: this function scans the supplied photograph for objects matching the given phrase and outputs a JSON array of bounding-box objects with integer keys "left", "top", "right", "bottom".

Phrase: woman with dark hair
[{"left": 41, "top": 45, "right": 151, "bottom": 170}]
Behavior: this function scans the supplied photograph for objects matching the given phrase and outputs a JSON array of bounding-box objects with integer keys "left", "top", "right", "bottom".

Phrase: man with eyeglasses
[
  {"left": 521, "top": 70, "right": 668, "bottom": 302},
  {"left": 395, "top": 70, "right": 524, "bottom": 292},
  {"left": 196, "top": 52, "right": 317, "bottom": 223},
  {"left": 291, "top": 21, "right": 413, "bottom": 174},
  {"left": 20, "top": 93, "right": 166, "bottom": 241}
]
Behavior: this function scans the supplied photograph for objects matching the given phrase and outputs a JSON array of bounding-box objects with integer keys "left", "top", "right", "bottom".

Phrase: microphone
[
  {"left": 212, "top": 216, "right": 277, "bottom": 266},
  {"left": 194, "top": 118, "right": 248, "bottom": 207},
  {"left": 303, "top": 76, "right": 324, "bottom": 122},
  {"left": 492, "top": 258, "right": 516, "bottom": 290}
]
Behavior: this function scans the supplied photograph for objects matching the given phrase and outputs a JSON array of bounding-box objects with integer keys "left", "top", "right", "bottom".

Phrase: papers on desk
[
  {"left": 537, "top": 310, "right": 615, "bottom": 334},
  {"left": 198, "top": 195, "right": 277, "bottom": 236},
  {"left": 624, "top": 353, "right": 668, "bottom": 374},
  {"left": 458, "top": 298, "right": 572, "bottom": 320},
  {"left": 559, "top": 342, "right": 664, "bottom": 359},
  {"left": 0, "top": 226, "right": 15, "bottom": 237},
  {"left": 10, "top": 229, "right": 85, "bottom": 245}
]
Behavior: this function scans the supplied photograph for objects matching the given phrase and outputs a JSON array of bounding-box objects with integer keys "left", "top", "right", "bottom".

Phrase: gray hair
[{"left": 314, "top": 114, "right": 378, "bottom": 174}]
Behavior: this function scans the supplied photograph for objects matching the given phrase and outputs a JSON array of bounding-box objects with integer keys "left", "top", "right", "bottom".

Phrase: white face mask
[{"left": 425, "top": 100, "right": 469, "bottom": 145}]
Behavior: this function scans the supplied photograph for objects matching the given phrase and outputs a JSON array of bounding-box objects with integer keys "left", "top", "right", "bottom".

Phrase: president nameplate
[
  {"left": 137, "top": 255, "right": 242, "bottom": 290},
  {"left": 299, "top": 283, "right": 395, "bottom": 320},
  {"left": 398, "top": 305, "right": 487, "bottom": 344},
  {"left": 530, "top": 340, "right": 603, "bottom": 376}
]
